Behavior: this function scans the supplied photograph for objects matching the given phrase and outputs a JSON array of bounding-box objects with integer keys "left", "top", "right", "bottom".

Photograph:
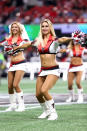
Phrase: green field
[
  {"left": 0, "top": 78, "right": 87, "bottom": 94},
  {"left": 0, "top": 79, "right": 87, "bottom": 131}
]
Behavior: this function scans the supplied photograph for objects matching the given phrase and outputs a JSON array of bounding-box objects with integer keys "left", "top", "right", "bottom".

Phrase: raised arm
[{"left": 58, "top": 37, "right": 72, "bottom": 44}]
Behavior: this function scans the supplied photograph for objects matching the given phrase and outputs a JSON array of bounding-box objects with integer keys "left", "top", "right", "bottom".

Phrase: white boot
[
  {"left": 15, "top": 91, "right": 25, "bottom": 112},
  {"left": 6, "top": 94, "right": 17, "bottom": 111},
  {"left": 38, "top": 102, "right": 48, "bottom": 119},
  {"left": 66, "top": 89, "right": 74, "bottom": 102},
  {"left": 45, "top": 99, "right": 58, "bottom": 120},
  {"left": 77, "top": 88, "right": 83, "bottom": 103}
]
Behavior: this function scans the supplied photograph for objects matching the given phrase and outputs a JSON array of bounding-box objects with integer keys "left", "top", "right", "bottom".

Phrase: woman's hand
[{"left": 59, "top": 49, "right": 67, "bottom": 53}]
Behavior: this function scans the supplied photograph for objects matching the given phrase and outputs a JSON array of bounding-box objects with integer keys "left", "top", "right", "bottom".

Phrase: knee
[
  {"left": 13, "top": 82, "right": 19, "bottom": 89},
  {"left": 41, "top": 88, "right": 47, "bottom": 95}
]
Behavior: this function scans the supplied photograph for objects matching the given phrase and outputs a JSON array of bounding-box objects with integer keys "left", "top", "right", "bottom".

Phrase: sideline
[{"left": 0, "top": 102, "right": 87, "bottom": 113}]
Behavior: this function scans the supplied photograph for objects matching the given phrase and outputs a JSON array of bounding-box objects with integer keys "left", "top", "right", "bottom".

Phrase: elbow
[
  {"left": 58, "top": 37, "right": 66, "bottom": 43},
  {"left": 24, "top": 43, "right": 31, "bottom": 49}
]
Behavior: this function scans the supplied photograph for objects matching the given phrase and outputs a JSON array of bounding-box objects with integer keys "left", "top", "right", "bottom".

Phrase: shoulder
[
  {"left": 6, "top": 36, "right": 12, "bottom": 41},
  {"left": 80, "top": 46, "right": 85, "bottom": 50},
  {"left": 51, "top": 36, "right": 58, "bottom": 41},
  {"left": 82, "top": 47, "right": 87, "bottom": 53}
]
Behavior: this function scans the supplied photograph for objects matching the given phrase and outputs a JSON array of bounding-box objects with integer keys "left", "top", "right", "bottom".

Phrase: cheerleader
[
  {"left": 13, "top": 19, "right": 72, "bottom": 120},
  {"left": 0, "top": 21, "right": 29, "bottom": 112},
  {"left": 61, "top": 30, "right": 87, "bottom": 103}
]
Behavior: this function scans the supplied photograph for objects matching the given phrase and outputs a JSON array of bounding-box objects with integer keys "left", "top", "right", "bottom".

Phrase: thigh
[
  {"left": 13, "top": 70, "right": 25, "bottom": 85},
  {"left": 36, "top": 76, "right": 46, "bottom": 95},
  {"left": 68, "top": 72, "right": 75, "bottom": 86},
  {"left": 76, "top": 71, "right": 83, "bottom": 83},
  {"left": 41, "top": 75, "right": 58, "bottom": 92},
  {"left": 8, "top": 71, "right": 15, "bottom": 87}
]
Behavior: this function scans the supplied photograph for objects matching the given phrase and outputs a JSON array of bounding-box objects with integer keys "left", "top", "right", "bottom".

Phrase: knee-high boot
[
  {"left": 6, "top": 94, "right": 17, "bottom": 111},
  {"left": 16, "top": 91, "right": 25, "bottom": 112},
  {"left": 38, "top": 101, "right": 48, "bottom": 119},
  {"left": 77, "top": 88, "right": 83, "bottom": 103},
  {"left": 45, "top": 99, "right": 58, "bottom": 120},
  {"left": 66, "top": 89, "right": 74, "bottom": 102}
]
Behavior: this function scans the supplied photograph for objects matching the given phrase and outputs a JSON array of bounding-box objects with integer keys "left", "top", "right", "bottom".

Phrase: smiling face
[
  {"left": 41, "top": 21, "right": 51, "bottom": 36},
  {"left": 11, "top": 23, "right": 20, "bottom": 36}
]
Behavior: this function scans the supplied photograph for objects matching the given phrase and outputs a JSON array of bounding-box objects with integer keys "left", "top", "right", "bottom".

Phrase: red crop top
[{"left": 37, "top": 35, "right": 58, "bottom": 54}]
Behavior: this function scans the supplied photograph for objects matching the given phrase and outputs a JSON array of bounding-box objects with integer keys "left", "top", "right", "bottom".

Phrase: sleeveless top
[
  {"left": 1, "top": 36, "right": 28, "bottom": 46},
  {"left": 72, "top": 46, "right": 84, "bottom": 57},
  {"left": 1, "top": 36, "right": 28, "bottom": 56},
  {"left": 37, "top": 35, "right": 59, "bottom": 54},
  {"left": 68, "top": 45, "right": 85, "bottom": 58},
  {"left": 6, "top": 36, "right": 28, "bottom": 46}
]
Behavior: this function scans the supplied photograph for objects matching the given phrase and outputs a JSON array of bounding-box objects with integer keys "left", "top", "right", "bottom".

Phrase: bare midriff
[
  {"left": 10, "top": 52, "right": 25, "bottom": 62},
  {"left": 71, "top": 57, "right": 83, "bottom": 65},
  {"left": 40, "top": 54, "right": 58, "bottom": 67}
]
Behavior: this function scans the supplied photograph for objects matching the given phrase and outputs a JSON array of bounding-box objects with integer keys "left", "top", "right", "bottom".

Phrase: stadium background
[
  {"left": 0, "top": 0, "right": 87, "bottom": 78},
  {"left": 0, "top": 0, "right": 87, "bottom": 131}
]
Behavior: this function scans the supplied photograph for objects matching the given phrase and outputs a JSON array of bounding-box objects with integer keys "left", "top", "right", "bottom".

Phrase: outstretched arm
[
  {"left": 0, "top": 39, "right": 7, "bottom": 46},
  {"left": 13, "top": 40, "right": 35, "bottom": 51},
  {"left": 58, "top": 37, "right": 72, "bottom": 44}
]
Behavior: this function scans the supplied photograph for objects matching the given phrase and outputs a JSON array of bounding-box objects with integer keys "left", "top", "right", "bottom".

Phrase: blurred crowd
[{"left": 0, "top": 0, "right": 87, "bottom": 25}]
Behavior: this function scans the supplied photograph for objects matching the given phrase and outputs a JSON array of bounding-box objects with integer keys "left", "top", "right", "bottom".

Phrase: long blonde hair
[
  {"left": 36, "top": 19, "right": 56, "bottom": 46},
  {"left": 9, "top": 21, "right": 23, "bottom": 37}
]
